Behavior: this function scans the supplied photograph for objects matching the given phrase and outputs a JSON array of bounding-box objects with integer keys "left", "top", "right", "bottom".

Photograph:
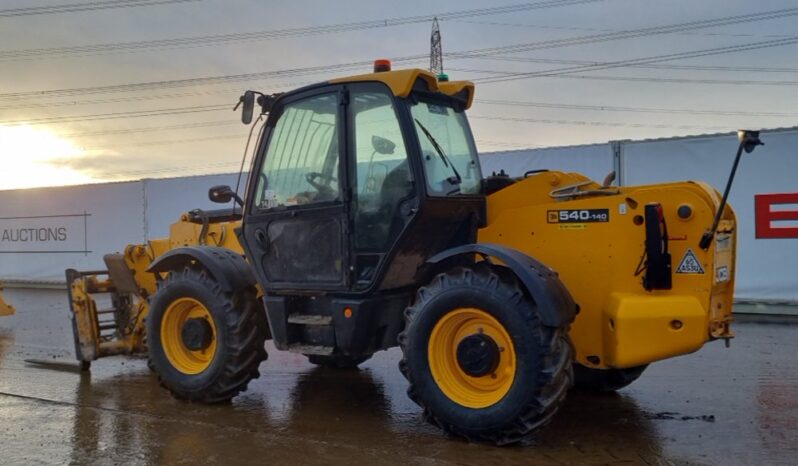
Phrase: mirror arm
[{"left": 699, "top": 130, "right": 763, "bottom": 250}]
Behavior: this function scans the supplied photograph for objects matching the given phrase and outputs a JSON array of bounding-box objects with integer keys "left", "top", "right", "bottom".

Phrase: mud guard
[
  {"left": 147, "top": 246, "right": 256, "bottom": 293},
  {"left": 426, "top": 243, "right": 578, "bottom": 328}
]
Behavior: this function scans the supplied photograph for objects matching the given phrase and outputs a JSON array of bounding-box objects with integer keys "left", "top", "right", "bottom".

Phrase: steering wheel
[{"left": 305, "top": 172, "right": 337, "bottom": 199}]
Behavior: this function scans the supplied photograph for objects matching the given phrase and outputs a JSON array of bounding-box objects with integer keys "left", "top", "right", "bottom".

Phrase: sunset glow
[{"left": 0, "top": 125, "right": 95, "bottom": 190}]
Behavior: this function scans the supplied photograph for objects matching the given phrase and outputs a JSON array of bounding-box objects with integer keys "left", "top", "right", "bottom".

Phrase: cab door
[{"left": 241, "top": 88, "right": 350, "bottom": 291}]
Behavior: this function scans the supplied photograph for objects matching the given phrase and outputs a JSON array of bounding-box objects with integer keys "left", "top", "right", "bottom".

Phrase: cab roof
[{"left": 328, "top": 68, "right": 475, "bottom": 109}]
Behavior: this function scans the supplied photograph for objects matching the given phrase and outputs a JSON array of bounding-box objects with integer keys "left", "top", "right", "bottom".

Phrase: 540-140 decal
[{"left": 547, "top": 209, "right": 610, "bottom": 223}]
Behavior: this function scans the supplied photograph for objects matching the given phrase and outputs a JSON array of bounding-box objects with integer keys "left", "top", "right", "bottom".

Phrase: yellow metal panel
[
  {"left": 602, "top": 293, "right": 708, "bottom": 368},
  {"left": 478, "top": 171, "right": 736, "bottom": 368},
  {"left": 437, "top": 80, "right": 475, "bottom": 109},
  {"left": 329, "top": 68, "right": 474, "bottom": 108}
]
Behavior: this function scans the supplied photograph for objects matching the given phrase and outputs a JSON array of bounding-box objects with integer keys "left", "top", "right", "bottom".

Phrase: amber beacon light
[{"left": 373, "top": 59, "right": 391, "bottom": 72}]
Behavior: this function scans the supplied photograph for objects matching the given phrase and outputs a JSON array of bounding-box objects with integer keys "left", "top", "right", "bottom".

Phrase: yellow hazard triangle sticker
[{"left": 676, "top": 248, "right": 705, "bottom": 274}]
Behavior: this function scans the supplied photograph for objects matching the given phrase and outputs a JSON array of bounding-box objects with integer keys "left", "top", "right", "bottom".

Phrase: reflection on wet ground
[{"left": 0, "top": 288, "right": 796, "bottom": 465}]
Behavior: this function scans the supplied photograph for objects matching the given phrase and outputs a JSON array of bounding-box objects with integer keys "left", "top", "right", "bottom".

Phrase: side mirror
[
  {"left": 737, "top": 129, "right": 764, "bottom": 154},
  {"left": 371, "top": 135, "right": 396, "bottom": 155},
  {"left": 240, "top": 91, "right": 255, "bottom": 125},
  {"left": 209, "top": 185, "right": 243, "bottom": 207}
]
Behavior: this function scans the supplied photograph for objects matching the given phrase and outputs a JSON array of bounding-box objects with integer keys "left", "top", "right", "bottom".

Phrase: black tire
[
  {"left": 399, "top": 265, "right": 573, "bottom": 445},
  {"left": 573, "top": 364, "right": 647, "bottom": 392},
  {"left": 147, "top": 267, "right": 268, "bottom": 403},
  {"left": 306, "top": 353, "right": 372, "bottom": 369}
]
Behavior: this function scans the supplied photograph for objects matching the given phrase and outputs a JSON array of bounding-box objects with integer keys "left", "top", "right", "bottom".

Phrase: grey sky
[{"left": 1, "top": 0, "right": 797, "bottom": 186}]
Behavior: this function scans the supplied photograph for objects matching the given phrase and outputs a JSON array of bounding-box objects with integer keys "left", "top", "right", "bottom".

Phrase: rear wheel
[
  {"left": 399, "top": 265, "right": 573, "bottom": 445},
  {"left": 147, "top": 267, "right": 267, "bottom": 402},
  {"left": 573, "top": 364, "right": 647, "bottom": 392}
]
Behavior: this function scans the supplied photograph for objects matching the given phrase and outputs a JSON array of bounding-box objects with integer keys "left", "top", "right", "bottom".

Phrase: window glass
[
  {"left": 254, "top": 93, "right": 339, "bottom": 209},
  {"left": 410, "top": 100, "right": 481, "bottom": 196},
  {"left": 352, "top": 91, "right": 413, "bottom": 250}
]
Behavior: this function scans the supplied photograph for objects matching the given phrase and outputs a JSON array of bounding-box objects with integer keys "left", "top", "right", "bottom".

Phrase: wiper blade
[{"left": 414, "top": 118, "right": 462, "bottom": 185}]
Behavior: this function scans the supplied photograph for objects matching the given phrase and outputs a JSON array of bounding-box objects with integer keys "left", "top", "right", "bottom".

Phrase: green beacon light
[{"left": 437, "top": 73, "right": 449, "bottom": 82}]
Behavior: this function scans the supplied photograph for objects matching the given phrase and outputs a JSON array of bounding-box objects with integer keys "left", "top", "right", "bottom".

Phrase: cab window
[{"left": 254, "top": 93, "right": 340, "bottom": 209}]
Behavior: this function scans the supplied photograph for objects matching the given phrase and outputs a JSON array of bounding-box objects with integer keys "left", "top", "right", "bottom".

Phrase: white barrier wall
[
  {"left": 480, "top": 143, "right": 614, "bottom": 182},
  {"left": 144, "top": 174, "right": 240, "bottom": 238},
  {"left": 0, "top": 128, "right": 795, "bottom": 303},
  {"left": 0, "top": 181, "right": 145, "bottom": 282},
  {"left": 621, "top": 128, "right": 798, "bottom": 303},
  {"left": 0, "top": 174, "right": 243, "bottom": 282}
]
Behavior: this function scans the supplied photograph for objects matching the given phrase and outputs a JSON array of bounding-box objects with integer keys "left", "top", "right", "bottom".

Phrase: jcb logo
[{"left": 547, "top": 211, "right": 559, "bottom": 223}]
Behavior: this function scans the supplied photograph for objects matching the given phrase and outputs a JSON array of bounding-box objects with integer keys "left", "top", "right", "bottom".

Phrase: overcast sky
[{"left": 1, "top": 0, "right": 797, "bottom": 188}]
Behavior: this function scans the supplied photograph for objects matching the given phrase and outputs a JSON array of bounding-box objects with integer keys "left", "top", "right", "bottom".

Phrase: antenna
[{"left": 430, "top": 17, "right": 443, "bottom": 77}]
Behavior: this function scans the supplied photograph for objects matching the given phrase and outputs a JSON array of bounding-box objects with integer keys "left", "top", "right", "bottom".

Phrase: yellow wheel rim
[
  {"left": 160, "top": 297, "right": 217, "bottom": 375},
  {"left": 428, "top": 307, "right": 516, "bottom": 409}
]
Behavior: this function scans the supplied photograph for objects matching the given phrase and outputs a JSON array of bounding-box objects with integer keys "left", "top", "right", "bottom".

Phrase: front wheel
[
  {"left": 147, "top": 267, "right": 267, "bottom": 403},
  {"left": 399, "top": 265, "right": 573, "bottom": 445}
]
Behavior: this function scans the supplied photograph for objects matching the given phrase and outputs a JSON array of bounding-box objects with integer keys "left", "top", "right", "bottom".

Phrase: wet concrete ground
[{"left": 0, "top": 288, "right": 796, "bottom": 465}]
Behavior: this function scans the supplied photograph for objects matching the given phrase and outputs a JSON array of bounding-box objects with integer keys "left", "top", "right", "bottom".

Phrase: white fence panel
[
  {"left": 479, "top": 143, "right": 614, "bottom": 183},
  {"left": 143, "top": 173, "right": 241, "bottom": 238},
  {"left": 0, "top": 181, "right": 145, "bottom": 282}
]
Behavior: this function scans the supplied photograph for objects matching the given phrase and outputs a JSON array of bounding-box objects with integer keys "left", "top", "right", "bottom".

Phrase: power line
[
  {"left": 2, "top": 7, "right": 797, "bottom": 102},
  {"left": 452, "top": 18, "right": 796, "bottom": 40},
  {"left": 0, "top": 0, "right": 200, "bottom": 18},
  {"left": 0, "top": 80, "right": 316, "bottom": 110},
  {"left": 471, "top": 55, "right": 798, "bottom": 74},
  {"left": 93, "top": 160, "right": 242, "bottom": 178},
  {"left": 0, "top": 104, "right": 230, "bottom": 126},
  {"left": 446, "top": 7, "right": 798, "bottom": 61},
  {"left": 0, "top": 0, "right": 602, "bottom": 60},
  {"left": 473, "top": 36, "right": 798, "bottom": 84},
  {"left": 553, "top": 73, "right": 798, "bottom": 87},
  {"left": 61, "top": 120, "right": 238, "bottom": 138},
  {"left": 453, "top": 67, "right": 798, "bottom": 86},
  {"left": 0, "top": 59, "right": 411, "bottom": 101},
  {"left": 470, "top": 115, "right": 731, "bottom": 131},
  {"left": 110, "top": 134, "right": 242, "bottom": 148},
  {"left": 475, "top": 99, "right": 798, "bottom": 118}
]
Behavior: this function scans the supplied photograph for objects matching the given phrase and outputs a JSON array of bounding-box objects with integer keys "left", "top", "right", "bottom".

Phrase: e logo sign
[{"left": 755, "top": 193, "right": 798, "bottom": 239}]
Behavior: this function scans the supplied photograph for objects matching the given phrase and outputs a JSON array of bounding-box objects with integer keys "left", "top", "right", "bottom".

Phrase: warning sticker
[
  {"left": 676, "top": 248, "right": 705, "bottom": 274},
  {"left": 715, "top": 265, "right": 730, "bottom": 283},
  {"left": 716, "top": 233, "right": 732, "bottom": 252}
]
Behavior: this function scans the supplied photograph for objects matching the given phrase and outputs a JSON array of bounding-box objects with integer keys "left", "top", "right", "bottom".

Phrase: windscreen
[{"left": 410, "top": 99, "right": 481, "bottom": 196}]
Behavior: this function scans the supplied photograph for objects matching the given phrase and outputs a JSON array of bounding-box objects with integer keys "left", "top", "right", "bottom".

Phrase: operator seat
[{"left": 378, "top": 160, "right": 413, "bottom": 247}]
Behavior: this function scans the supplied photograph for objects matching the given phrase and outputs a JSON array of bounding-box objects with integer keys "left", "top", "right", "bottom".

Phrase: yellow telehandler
[{"left": 66, "top": 62, "right": 759, "bottom": 444}]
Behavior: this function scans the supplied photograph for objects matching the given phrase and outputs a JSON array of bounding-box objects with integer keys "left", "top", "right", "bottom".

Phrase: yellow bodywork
[
  {"left": 0, "top": 284, "right": 15, "bottom": 316},
  {"left": 330, "top": 68, "right": 474, "bottom": 109},
  {"left": 479, "top": 171, "right": 735, "bottom": 369}
]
